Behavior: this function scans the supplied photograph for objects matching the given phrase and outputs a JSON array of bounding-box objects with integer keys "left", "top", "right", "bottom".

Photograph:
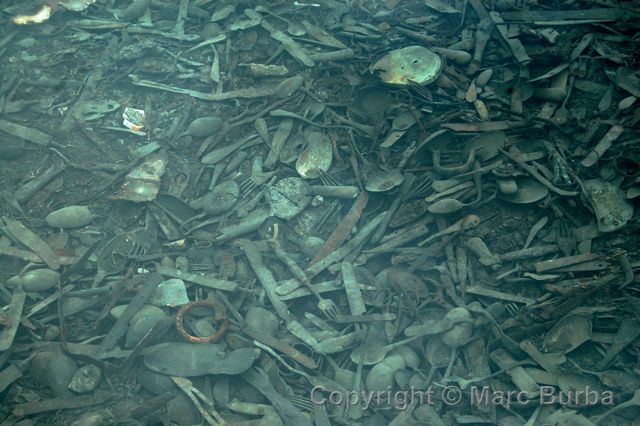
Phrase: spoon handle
[
  {"left": 243, "top": 326, "right": 317, "bottom": 369},
  {"left": 597, "top": 319, "right": 640, "bottom": 370},
  {"left": 370, "top": 173, "right": 415, "bottom": 244}
]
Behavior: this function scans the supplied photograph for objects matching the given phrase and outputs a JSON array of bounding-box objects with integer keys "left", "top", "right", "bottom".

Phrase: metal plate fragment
[
  {"left": 265, "top": 177, "right": 311, "bottom": 220},
  {"left": 499, "top": 178, "right": 549, "bottom": 204},
  {"left": 73, "top": 100, "right": 120, "bottom": 121},
  {"left": 111, "top": 151, "right": 167, "bottom": 203},
  {"left": 295, "top": 131, "right": 333, "bottom": 178},
  {"left": 582, "top": 179, "right": 633, "bottom": 232},
  {"left": 149, "top": 279, "right": 189, "bottom": 307},
  {"left": 372, "top": 45, "right": 443, "bottom": 86}
]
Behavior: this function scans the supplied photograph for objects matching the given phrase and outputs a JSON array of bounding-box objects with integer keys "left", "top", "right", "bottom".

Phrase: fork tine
[
  {"left": 407, "top": 79, "right": 433, "bottom": 101},
  {"left": 238, "top": 175, "right": 251, "bottom": 190},
  {"left": 407, "top": 173, "right": 434, "bottom": 199},
  {"left": 237, "top": 155, "right": 276, "bottom": 198},
  {"left": 239, "top": 179, "right": 257, "bottom": 195},
  {"left": 319, "top": 299, "right": 340, "bottom": 318},
  {"left": 126, "top": 236, "right": 142, "bottom": 257},
  {"left": 289, "top": 395, "right": 315, "bottom": 412},
  {"left": 314, "top": 201, "right": 342, "bottom": 233},
  {"left": 131, "top": 246, "right": 143, "bottom": 258},
  {"left": 505, "top": 303, "right": 520, "bottom": 317},
  {"left": 318, "top": 169, "right": 341, "bottom": 186},
  {"left": 126, "top": 230, "right": 153, "bottom": 270},
  {"left": 555, "top": 219, "right": 575, "bottom": 257}
]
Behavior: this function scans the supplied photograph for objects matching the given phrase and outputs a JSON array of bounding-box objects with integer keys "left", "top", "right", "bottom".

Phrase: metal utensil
[
  {"left": 542, "top": 314, "right": 592, "bottom": 354},
  {"left": 370, "top": 173, "right": 416, "bottom": 244},
  {"left": 498, "top": 177, "right": 549, "bottom": 204},
  {"left": 597, "top": 319, "right": 640, "bottom": 370},
  {"left": 349, "top": 334, "right": 425, "bottom": 365},
  {"left": 269, "top": 226, "right": 340, "bottom": 318},
  {"left": 555, "top": 219, "right": 576, "bottom": 257},
  {"left": 90, "top": 233, "right": 134, "bottom": 288},
  {"left": 296, "top": 131, "right": 333, "bottom": 178},
  {"left": 350, "top": 308, "right": 463, "bottom": 364},
  {"left": 423, "top": 335, "right": 452, "bottom": 384},
  {"left": 254, "top": 5, "right": 307, "bottom": 36},
  {"left": 380, "top": 108, "right": 420, "bottom": 148},
  {"left": 239, "top": 156, "right": 275, "bottom": 196},
  {"left": 406, "top": 172, "right": 435, "bottom": 199},
  {"left": 592, "top": 389, "right": 640, "bottom": 425}
]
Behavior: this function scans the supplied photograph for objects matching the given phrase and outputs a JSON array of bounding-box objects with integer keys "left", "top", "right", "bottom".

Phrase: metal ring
[{"left": 175, "top": 300, "right": 228, "bottom": 343}]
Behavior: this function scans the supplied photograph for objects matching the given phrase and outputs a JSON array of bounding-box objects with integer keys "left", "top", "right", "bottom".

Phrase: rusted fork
[
  {"left": 269, "top": 224, "right": 340, "bottom": 318},
  {"left": 406, "top": 171, "right": 434, "bottom": 199},
  {"left": 238, "top": 155, "right": 275, "bottom": 196}
]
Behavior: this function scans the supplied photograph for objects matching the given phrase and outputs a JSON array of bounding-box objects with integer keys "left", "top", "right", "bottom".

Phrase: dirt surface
[{"left": 0, "top": 0, "right": 639, "bottom": 425}]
